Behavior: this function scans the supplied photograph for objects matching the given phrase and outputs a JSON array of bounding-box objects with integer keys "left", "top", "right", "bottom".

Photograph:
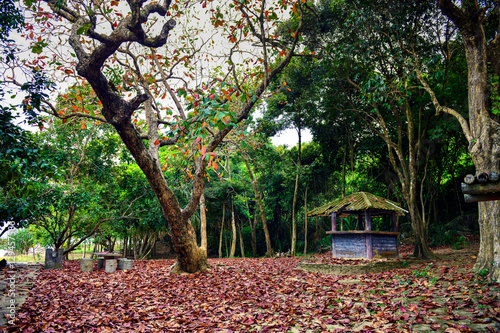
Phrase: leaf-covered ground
[{"left": 3, "top": 245, "right": 500, "bottom": 332}]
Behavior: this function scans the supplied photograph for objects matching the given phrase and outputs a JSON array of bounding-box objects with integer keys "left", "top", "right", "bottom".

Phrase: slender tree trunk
[
  {"left": 230, "top": 201, "right": 237, "bottom": 258},
  {"left": 133, "top": 235, "right": 138, "bottom": 260},
  {"left": 238, "top": 222, "right": 245, "bottom": 258},
  {"left": 137, "top": 231, "right": 157, "bottom": 260},
  {"left": 219, "top": 202, "right": 225, "bottom": 258},
  {"left": 245, "top": 195, "right": 258, "bottom": 257},
  {"left": 200, "top": 191, "right": 207, "bottom": 254},
  {"left": 244, "top": 156, "right": 273, "bottom": 256},
  {"left": 291, "top": 127, "right": 302, "bottom": 257},
  {"left": 110, "top": 236, "right": 116, "bottom": 252},
  {"left": 291, "top": 171, "right": 299, "bottom": 256},
  {"left": 64, "top": 234, "right": 71, "bottom": 260},
  {"left": 304, "top": 182, "right": 308, "bottom": 256},
  {"left": 406, "top": 137, "right": 434, "bottom": 259},
  {"left": 251, "top": 213, "right": 258, "bottom": 257},
  {"left": 225, "top": 227, "right": 229, "bottom": 257},
  {"left": 123, "top": 236, "right": 128, "bottom": 257}
]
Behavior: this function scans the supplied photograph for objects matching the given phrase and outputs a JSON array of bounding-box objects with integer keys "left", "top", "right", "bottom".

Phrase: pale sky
[{"left": 271, "top": 128, "right": 313, "bottom": 147}]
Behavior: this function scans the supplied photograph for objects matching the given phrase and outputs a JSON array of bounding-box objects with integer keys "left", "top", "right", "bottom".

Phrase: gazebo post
[
  {"left": 331, "top": 211, "right": 337, "bottom": 231},
  {"left": 391, "top": 212, "right": 397, "bottom": 232},
  {"left": 331, "top": 212, "right": 337, "bottom": 257},
  {"left": 357, "top": 214, "right": 363, "bottom": 230},
  {"left": 365, "top": 210, "right": 372, "bottom": 231},
  {"left": 365, "top": 209, "right": 373, "bottom": 259},
  {"left": 391, "top": 212, "right": 399, "bottom": 256}
]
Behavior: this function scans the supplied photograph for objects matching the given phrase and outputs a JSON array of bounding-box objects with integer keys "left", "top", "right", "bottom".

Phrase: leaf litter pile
[{"left": 6, "top": 246, "right": 500, "bottom": 332}]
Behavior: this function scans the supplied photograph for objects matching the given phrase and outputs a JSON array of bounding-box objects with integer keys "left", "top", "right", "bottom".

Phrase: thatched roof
[{"left": 307, "top": 192, "right": 407, "bottom": 217}]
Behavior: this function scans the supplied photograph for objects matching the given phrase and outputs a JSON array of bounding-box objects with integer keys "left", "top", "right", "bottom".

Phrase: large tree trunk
[
  {"left": 244, "top": 156, "right": 273, "bottom": 256},
  {"left": 469, "top": 120, "right": 500, "bottom": 279},
  {"left": 113, "top": 103, "right": 208, "bottom": 273},
  {"left": 436, "top": 0, "right": 500, "bottom": 281}
]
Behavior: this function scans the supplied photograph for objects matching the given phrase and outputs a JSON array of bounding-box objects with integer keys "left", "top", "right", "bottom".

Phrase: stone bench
[{"left": 80, "top": 257, "right": 134, "bottom": 272}]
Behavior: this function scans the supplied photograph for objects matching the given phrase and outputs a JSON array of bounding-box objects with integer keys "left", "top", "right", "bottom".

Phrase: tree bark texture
[
  {"left": 230, "top": 202, "right": 237, "bottom": 258},
  {"left": 238, "top": 222, "right": 245, "bottom": 258},
  {"left": 251, "top": 212, "right": 258, "bottom": 257},
  {"left": 245, "top": 195, "right": 258, "bottom": 257},
  {"left": 199, "top": 192, "right": 207, "bottom": 255},
  {"left": 437, "top": 0, "right": 500, "bottom": 281}
]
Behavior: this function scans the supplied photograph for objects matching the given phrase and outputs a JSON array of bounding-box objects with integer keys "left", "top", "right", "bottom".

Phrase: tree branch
[{"left": 415, "top": 67, "right": 472, "bottom": 142}]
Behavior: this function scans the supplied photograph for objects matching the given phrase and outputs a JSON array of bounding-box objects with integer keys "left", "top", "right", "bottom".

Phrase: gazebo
[{"left": 307, "top": 192, "right": 407, "bottom": 259}]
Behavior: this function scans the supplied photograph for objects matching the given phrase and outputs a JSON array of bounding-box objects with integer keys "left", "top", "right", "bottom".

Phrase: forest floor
[{"left": 1, "top": 241, "right": 499, "bottom": 332}]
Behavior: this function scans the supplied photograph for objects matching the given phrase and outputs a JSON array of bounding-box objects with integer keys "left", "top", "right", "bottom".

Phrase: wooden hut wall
[
  {"left": 332, "top": 233, "right": 366, "bottom": 258},
  {"left": 329, "top": 231, "right": 399, "bottom": 259},
  {"left": 372, "top": 233, "right": 399, "bottom": 258}
]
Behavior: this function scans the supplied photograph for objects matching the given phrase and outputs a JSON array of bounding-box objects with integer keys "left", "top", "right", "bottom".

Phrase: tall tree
[
  {"left": 417, "top": 0, "right": 500, "bottom": 280},
  {"left": 243, "top": 154, "right": 273, "bottom": 256},
  {"left": 285, "top": 0, "right": 442, "bottom": 258},
  {"left": 265, "top": 59, "right": 319, "bottom": 256},
  {"left": 24, "top": 0, "right": 306, "bottom": 273}
]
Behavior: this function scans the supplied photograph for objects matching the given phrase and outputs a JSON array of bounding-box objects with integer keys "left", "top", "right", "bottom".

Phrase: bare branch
[{"left": 415, "top": 68, "right": 472, "bottom": 142}]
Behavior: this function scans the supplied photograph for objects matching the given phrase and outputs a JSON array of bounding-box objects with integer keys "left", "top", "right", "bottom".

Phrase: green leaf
[{"left": 76, "top": 24, "right": 90, "bottom": 35}]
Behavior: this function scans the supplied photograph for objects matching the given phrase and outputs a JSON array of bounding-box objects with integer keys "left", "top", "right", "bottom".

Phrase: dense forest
[{"left": 1, "top": 0, "right": 498, "bottom": 277}]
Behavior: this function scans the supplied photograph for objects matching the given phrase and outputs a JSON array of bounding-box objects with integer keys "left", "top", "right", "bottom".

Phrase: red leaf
[{"left": 154, "top": 139, "right": 159, "bottom": 145}]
